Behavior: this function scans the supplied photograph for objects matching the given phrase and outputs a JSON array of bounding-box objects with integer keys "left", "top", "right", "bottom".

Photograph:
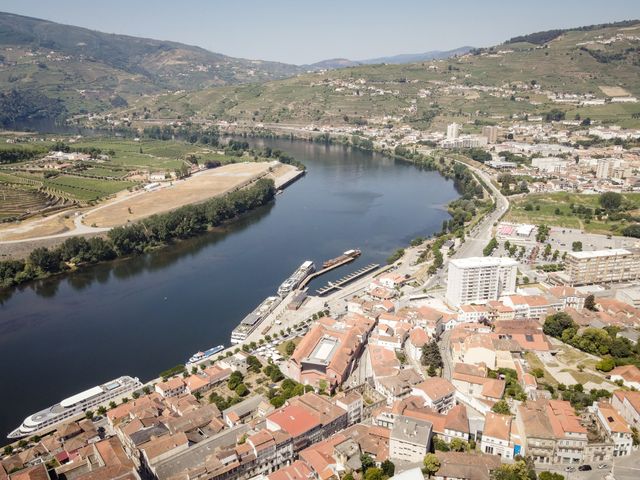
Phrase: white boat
[
  {"left": 8, "top": 376, "right": 142, "bottom": 439},
  {"left": 277, "top": 260, "right": 315, "bottom": 296},
  {"left": 187, "top": 344, "right": 224, "bottom": 364}
]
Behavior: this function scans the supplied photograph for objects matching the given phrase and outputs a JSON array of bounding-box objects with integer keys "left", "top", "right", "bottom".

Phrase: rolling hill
[
  {"left": 0, "top": 11, "right": 302, "bottom": 124},
  {"left": 122, "top": 20, "right": 640, "bottom": 131}
]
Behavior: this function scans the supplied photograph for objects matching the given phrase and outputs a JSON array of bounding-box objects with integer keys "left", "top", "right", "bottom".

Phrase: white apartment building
[
  {"left": 446, "top": 257, "right": 518, "bottom": 306},
  {"left": 447, "top": 122, "right": 460, "bottom": 140},
  {"left": 564, "top": 249, "right": 640, "bottom": 286}
]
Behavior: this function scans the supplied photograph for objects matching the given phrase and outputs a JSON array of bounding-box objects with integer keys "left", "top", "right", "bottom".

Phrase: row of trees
[{"left": 0, "top": 179, "right": 276, "bottom": 289}]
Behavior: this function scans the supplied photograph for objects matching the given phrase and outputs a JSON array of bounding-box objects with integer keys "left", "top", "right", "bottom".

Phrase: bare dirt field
[
  {"left": 83, "top": 161, "right": 281, "bottom": 228},
  {"left": 599, "top": 85, "right": 631, "bottom": 97},
  {"left": 0, "top": 211, "right": 77, "bottom": 241}
]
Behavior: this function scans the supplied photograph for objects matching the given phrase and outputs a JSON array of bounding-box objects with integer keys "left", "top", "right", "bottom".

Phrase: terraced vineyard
[{"left": 0, "top": 185, "right": 58, "bottom": 221}]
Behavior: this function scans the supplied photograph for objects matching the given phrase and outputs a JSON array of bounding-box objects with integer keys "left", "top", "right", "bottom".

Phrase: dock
[
  {"left": 298, "top": 255, "right": 358, "bottom": 289},
  {"left": 315, "top": 263, "right": 380, "bottom": 296}
]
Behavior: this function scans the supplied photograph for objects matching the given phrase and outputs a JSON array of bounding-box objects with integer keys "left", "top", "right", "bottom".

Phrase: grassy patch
[
  {"left": 524, "top": 352, "right": 559, "bottom": 386},
  {"left": 505, "top": 192, "right": 640, "bottom": 235}
]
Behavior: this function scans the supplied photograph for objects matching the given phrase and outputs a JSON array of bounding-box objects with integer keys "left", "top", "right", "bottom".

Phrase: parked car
[
  {"left": 578, "top": 465, "right": 592, "bottom": 471},
  {"left": 565, "top": 467, "right": 576, "bottom": 472},
  {"left": 598, "top": 464, "right": 608, "bottom": 470}
]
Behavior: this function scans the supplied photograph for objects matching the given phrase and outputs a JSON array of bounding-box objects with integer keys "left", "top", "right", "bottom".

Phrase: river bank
[{"left": 0, "top": 137, "right": 459, "bottom": 440}]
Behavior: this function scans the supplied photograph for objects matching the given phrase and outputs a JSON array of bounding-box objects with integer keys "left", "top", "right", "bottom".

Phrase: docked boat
[
  {"left": 8, "top": 376, "right": 142, "bottom": 439},
  {"left": 277, "top": 260, "right": 315, "bottom": 297},
  {"left": 322, "top": 249, "right": 361, "bottom": 269},
  {"left": 187, "top": 344, "right": 225, "bottom": 364},
  {"left": 231, "top": 296, "right": 282, "bottom": 344}
]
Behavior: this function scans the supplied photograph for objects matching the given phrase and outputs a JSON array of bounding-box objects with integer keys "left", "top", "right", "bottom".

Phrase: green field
[
  {"left": 505, "top": 192, "right": 640, "bottom": 234},
  {"left": 42, "top": 175, "right": 136, "bottom": 202}
]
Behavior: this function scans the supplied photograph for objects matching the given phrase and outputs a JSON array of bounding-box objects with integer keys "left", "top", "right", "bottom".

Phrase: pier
[
  {"left": 298, "top": 255, "right": 358, "bottom": 289},
  {"left": 315, "top": 263, "right": 380, "bottom": 296}
]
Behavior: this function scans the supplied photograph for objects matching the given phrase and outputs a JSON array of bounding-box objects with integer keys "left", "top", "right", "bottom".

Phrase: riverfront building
[
  {"left": 445, "top": 257, "right": 518, "bottom": 307},
  {"left": 563, "top": 249, "right": 640, "bottom": 286}
]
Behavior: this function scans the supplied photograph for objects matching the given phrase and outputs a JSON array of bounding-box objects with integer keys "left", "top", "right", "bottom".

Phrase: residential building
[
  {"left": 446, "top": 257, "right": 518, "bottom": 306},
  {"left": 482, "top": 126, "right": 498, "bottom": 144},
  {"left": 563, "top": 249, "right": 640, "bottom": 286},
  {"left": 389, "top": 415, "right": 433, "bottom": 463},
  {"left": 610, "top": 365, "right": 640, "bottom": 390},
  {"left": 611, "top": 390, "right": 640, "bottom": 429},
  {"left": 447, "top": 123, "right": 460, "bottom": 140},
  {"left": 594, "top": 402, "right": 632, "bottom": 457},
  {"left": 433, "top": 452, "right": 501, "bottom": 480},
  {"left": 480, "top": 413, "right": 522, "bottom": 460},
  {"left": 411, "top": 378, "right": 456, "bottom": 413}
]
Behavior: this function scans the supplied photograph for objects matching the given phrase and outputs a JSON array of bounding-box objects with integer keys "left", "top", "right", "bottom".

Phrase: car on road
[
  {"left": 597, "top": 464, "right": 608, "bottom": 470},
  {"left": 578, "top": 465, "right": 592, "bottom": 471},
  {"left": 565, "top": 467, "right": 576, "bottom": 472}
]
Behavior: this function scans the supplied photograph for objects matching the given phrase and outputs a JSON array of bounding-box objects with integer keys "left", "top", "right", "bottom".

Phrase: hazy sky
[{"left": 2, "top": 0, "right": 640, "bottom": 64}]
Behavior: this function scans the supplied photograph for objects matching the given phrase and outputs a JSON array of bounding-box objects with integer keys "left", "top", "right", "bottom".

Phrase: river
[{"left": 0, "top": 138, "right": 459, "bottom": 440}]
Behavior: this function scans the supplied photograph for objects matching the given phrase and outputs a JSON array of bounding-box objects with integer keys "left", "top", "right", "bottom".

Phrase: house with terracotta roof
[
  {"left": 411, "top": 378, "right": 456, "bottom": 413},
  {"left": 6, "top": 465, "right": 50, "bottom": 480},
  {"left": 594, "top": 401, "right": 632, "bottom": 457},
  {"left": 546, "top": 286, "right": 586, "bottom": 310},
  {"left": 433, "top": 452, "right": 501, "bottom": 480},
  {"left": 335, "top": 391, "right": 364, "bottom": 426},
  {"left": 486, "top": 301, "right": 515, "bottom": 321},
  {"left": 53, "top": 437, "right": 139, "bottom": 480},
  {"left": 266, "top": 393, "right": 348, "bottom": 453},
  {"left": 154, "top": 377, "right": 186, "bottom": 398},
  {"left": 378, "top": 397, "right": 470, "bottom": 445},
  {"left": 611, "top": 390, "right": 640, "bottom": 430},
  {"left": 376, "top": 368, "right": 423, "bottom": 405},
  {"left": 480, "top": 412, "right": 522, "bottom": 460},
  {"left": 458, "top": 304, "right": 490, "bottom": 323},
  {"left": 610, "top": 364, "right": 640, "bottom": 389},
  {"left": 515, "top": 401, "right": 555, "bottom": 465},
  {"left": 268, "top": 460, "right": 314, "bottom": 480},
  {"left": 492, "top": 320, "right": 551, "bottom": 352},
  {"left": 407, "top": 327, "right": 429, "bottom": 363}
]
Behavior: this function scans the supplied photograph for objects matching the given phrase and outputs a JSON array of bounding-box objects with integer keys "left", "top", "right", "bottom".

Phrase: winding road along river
[{"left": 0, "top": 139, "right": 459, "bottom": 440}]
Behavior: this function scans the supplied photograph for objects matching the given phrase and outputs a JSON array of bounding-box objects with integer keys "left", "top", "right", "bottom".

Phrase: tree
[
  {"left": 360, "top": 453, "right": 375, "bottom": 473},
  {"left": 427, "top": 365, "right": 437, "bottom": 377},
  {"left": 85, "top": 410, "right": 94, "bottom": 420},
  {"left": 539, "top": 471, "right": 564, "bottom": 480},
  {"left": 531, "top": 368, "right": 544, "bottom": 378},
  {"left": 97, "top": 406, "right": 107, "bottom": 416},
  {"left": 423, "top": 453, "right": 440, "bottom": 478},
  {"left": 599, "top": 192, "right": 622, "bottom": 211},
  {"left": 28, "top": 247, "right": 62, "bottom": 273},
  {"left": 3, "top": 445, "right": 13, "bottom": 455},
  {"left": 595, "top": 357, "right": 615, "bottom": 372},
  {"left": 492, "top": 461, "right": 530, "bottom": 480},
  {"left": 381, "top": 460, "right": 395, "bottom": 477},
  {"left": 492, "top": 400, "right": 511, "bottom": 415},
  {"left": 285, "top": 341, "right": 297, "bottom": 356},
  {"left": 543, "top": 312, "right": 577, "bottom": 338},
  {"left": 450, "top": 438, "right": 468, "bottom": 452},
  {"left": 584, "top": 294, "right": 597, "bottom": 311},
  {"left": 421, "top": 341, "right": 443, "bottom": 369},
  {"left": 571, "top": 241, "right": 583, "bottom": 252},
  {"left": 483, "top": 237, "right": 498, "bottom": 256},
  {"left": 235, "top": 383, "right": 249, "bottom": 397},
  {"left": 227, "top": 371, "right": 244, "bottom": 390},
  {"left": 364, "top": 468, "right": 383, "bottom": 480}
]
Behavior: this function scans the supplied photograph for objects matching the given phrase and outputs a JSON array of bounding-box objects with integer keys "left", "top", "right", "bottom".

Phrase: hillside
[
  {"left": 0, "top": 11, "right": 302, "bottom": 124},
  {"left": 123, "top": 20, "right": 640, "bottom": 131}
]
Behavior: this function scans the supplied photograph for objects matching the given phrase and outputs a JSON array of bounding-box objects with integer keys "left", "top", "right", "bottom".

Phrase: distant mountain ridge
[{"left": 306, "top": 47, "right": 473, "bottom": 70}]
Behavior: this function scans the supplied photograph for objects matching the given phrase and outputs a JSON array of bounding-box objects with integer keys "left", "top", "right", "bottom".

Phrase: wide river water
[{"left": 0, "top": 138, "right": 459, "bottom": 440}]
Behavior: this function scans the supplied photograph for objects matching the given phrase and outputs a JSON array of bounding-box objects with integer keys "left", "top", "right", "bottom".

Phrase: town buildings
[{"left": 563, "top": 249, "right": 640, "bottom": 286}]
